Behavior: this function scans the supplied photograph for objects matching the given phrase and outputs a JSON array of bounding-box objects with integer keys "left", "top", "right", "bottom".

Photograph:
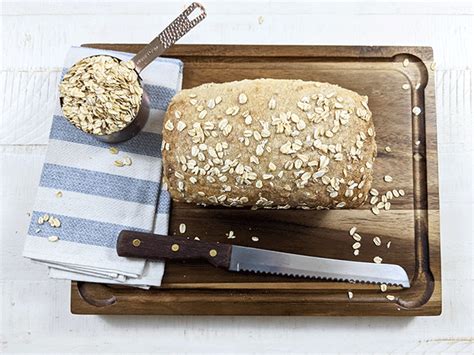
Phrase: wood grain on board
[{"left": 71, "top": 45, "right": 440, "bottom": 316}]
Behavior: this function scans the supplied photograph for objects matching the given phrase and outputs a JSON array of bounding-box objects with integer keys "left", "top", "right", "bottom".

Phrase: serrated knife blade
[{"left": 229, "top": 245, "right": 410, "bottom": 287}]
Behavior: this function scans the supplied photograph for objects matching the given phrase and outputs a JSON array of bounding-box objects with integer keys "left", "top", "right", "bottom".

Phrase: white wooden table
[{"left": 1, "top": 1, "right": 473, "bottom": 353}]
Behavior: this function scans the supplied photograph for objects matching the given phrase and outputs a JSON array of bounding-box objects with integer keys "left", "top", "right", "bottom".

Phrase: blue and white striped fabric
[{"left": 23, "top": 47, "right": 183, "bottom": 287}]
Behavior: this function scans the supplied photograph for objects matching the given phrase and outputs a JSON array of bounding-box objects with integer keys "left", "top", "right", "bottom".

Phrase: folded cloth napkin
[{"left": 23, "top": 46, "right": 183, "bottom": 287}]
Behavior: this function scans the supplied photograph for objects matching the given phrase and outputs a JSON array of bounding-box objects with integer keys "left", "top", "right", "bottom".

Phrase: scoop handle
[{"left": 131, "top": 2, "right": 206, "bottom": 73}]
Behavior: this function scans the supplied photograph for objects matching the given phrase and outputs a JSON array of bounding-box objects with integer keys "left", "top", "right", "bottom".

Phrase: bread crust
[{"left": 162, "top": 79, "right": 376, "bottom": 209}]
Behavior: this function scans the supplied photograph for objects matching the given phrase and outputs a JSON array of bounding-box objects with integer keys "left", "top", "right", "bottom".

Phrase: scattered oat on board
[
  {"left": 347, "top": 291, "right": 354, "bottom": 299},
  {"left": 370, "top": 188, "right": 378, "bottom": 196},
  {"left": 352, "top": 242, "right": 361, "bottom": 250},
  {"left": 385, "top": 146, "right": 391, "bottom": 153},
  {"left": 412, "top": 106, "right": 422, "bottom": 116},
  {"left": 59, "top": 56, "right": 143, "bottom": 136},
  {"left": 349, "top": 226, "right": 357, "bottom": 236},
  {"left": 402, "top": 83, "right": 410, "bottom": 90},
  {"left": 251, "top": 236, "right": 259, "bottom": 242},
  {"left": 227, "top": 230, "right": 236, "bottom": 239},
  {"left": 56, "top": 191, "right": 63, "bottom": 198},
  {"left": 380, "top": 284, "right": 387, "bottom": 292},
  {"left": 109, "top": 147, "right": 119, "bottom": 155},
  {"left": 403, "top": 58, "right": 409, "bottom": 67},
  {"left": 384, "top": 175, "right": 393, "bottom": 183},
  {"left": 373, "top": 236, "right": 381, "bottom": 246},
  {"left": 371, "top": 206, "right": 380, "bottom": 215},
  {"left": 352, "top": 233, "right": 362, "bottom": 242},
  {"left": 194, "top": 236, "right": 200, "bottom": 241},
  {"left": 386, "top": 295, "right": 395, "bottom": 301},
  {"left": 373, "top": 256, "right": 383, "bottom": 264},
  {"left": 353, "top": 249, "right": 360, "bottom": 256},
  {"left": 179, "top": 223, "right": 186, "bottom": 234},
  {"left": 386, "top": 241, "right": 392, "bottom": 249}
]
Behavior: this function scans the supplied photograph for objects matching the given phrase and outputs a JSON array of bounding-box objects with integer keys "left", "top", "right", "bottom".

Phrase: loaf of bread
[{"left": 162, "top": 79, "right": 376, "bottom": 209}]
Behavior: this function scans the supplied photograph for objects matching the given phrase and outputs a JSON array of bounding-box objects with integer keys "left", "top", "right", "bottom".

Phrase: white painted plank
[
  {"left": 0, "top": 146, "right": 47, "bottom": 281},
  {"left": 436, "top": 69, "right": 473, "bottom": 151},
  {"left": 1, "top": 4, "right": 473, "bottom": 69},
  {"left": 0, "top": 70, "right": 60, "bottom": 144},
  {"left": 0, "top": 279, "right": 472, "bottom": 353},
  {"left": 3, "top": 1, "right": 473, "bottom": 16},
  {"left": 435, "top": 69, "right": 473, "bottom": 206}
]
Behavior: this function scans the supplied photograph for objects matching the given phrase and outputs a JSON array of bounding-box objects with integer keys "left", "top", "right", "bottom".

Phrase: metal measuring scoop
[{"left": 60, "top": 2, "right": 206, "bottom": 143}]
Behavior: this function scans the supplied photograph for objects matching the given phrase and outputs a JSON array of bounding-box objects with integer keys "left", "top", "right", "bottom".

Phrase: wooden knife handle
[{"left": 116, "top": 230, "right": 232, "bottom": 268}]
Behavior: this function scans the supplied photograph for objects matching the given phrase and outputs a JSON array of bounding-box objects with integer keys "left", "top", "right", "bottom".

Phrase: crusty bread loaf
[{"left": 162, "top": 79, "right": 376, "bottom": 209}]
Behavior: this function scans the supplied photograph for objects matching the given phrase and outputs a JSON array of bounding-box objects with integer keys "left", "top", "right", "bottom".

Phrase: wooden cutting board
[{"left": 71, "top": 45, "right": 440, "bottom": 316}]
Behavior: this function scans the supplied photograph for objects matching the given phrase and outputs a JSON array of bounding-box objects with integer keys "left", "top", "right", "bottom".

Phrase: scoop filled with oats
[
  {"left": 59, "top": 55, "right": 150, "bottom": 141},
  {"left": 59, "top": 2, "right": 206, "bottom": 142}
]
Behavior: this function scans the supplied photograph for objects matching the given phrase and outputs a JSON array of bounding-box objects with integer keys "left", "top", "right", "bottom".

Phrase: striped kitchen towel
[{"left": 23, "top": 46, "right": 183, "bottom": 287}]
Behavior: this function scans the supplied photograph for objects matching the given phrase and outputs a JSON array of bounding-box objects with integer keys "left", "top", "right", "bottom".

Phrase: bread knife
[{"left": 117, "top": 230, "right": 410, "bottom": 287}]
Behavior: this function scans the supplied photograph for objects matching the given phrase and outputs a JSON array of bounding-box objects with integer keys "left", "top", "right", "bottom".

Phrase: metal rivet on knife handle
[
  {"left": 209, "top": 249, "right": 217, "bottom": 257},
  {"left": 171, "top": 243, "right": 180, "bottom": 252},
  {"left": 132, "top": 239, "right": 141, "bottom": 247}
]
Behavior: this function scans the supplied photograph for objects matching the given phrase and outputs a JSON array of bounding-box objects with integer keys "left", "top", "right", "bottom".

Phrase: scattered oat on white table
[{"left": 1, "top": 1, "right": 472, "bottom": 354}]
